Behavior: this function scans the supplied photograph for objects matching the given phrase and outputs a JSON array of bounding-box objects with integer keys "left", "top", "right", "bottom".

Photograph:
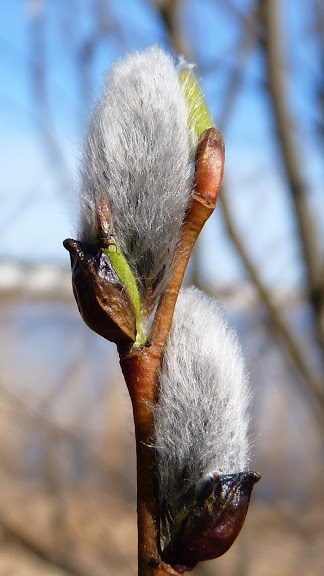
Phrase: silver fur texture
[
  {"left": 154, "top": 287, "right": 251, "bottom": 507},
  {"left": 79, "top": 46, "right": 193, "bottom": 297}
]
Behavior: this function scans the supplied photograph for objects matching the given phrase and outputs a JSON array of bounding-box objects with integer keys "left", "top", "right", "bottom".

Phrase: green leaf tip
[
  {"left": 179, "top": 68, "right": 213, "bottom": 141},
  {"left": 103, "top": 239, "right": 146, "bottom": 347}
]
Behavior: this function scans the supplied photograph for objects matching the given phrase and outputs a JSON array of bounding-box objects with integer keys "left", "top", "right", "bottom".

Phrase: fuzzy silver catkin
[
  {"left": 79, "top": 46, "right": 193, "bottom": 297},
  {"left": 154, "top": 287, "right": 251, "bottom": 507}
]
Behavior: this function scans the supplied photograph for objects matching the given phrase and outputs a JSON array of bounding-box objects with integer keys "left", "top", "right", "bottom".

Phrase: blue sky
[{"left": 0, "top": 0, "right": 322, "bottom": 289}]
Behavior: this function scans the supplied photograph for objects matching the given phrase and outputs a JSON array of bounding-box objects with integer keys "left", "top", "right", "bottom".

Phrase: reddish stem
[
  {"left": 118, "top": 195, "right": 215, "bottom": 575},
  {"left": 118, "top": 128, "right": 224, "bottom": 575}
]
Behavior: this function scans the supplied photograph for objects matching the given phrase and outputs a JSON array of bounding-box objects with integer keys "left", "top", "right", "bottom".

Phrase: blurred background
[{"left": 0, "top": 0, "right": 323, "bottom": 575}]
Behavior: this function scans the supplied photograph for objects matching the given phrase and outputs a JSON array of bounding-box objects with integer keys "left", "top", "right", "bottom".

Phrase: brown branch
[
  {"left": 260, "top": 0, "right": 324, "bottom": 349},
  {"left": 118, "top": 197, "right": 216, "bottom": 576},
  {"left": 154, "top": 0, "right": 189, "bottom": 57}
]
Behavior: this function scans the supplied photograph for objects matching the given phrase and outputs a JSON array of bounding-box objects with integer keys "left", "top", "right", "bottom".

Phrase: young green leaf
[
  {"left": 179, "top": 69, "right": 213, "bottom": 141},
  {"left": 104, "top": 240, "right": 146, "bottom": 347}
]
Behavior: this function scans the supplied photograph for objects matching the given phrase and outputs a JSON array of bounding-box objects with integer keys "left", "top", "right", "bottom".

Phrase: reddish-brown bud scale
[
  {"left": 63, "top": 238, "right": 136, "bottom": 345},
  {"left": 194, "top": 127, "right": 225, "bottom": 205}
]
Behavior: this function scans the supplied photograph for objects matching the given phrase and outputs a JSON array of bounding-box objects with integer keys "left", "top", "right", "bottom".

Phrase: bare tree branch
[
  {"left": 314, "top": 0, "right": 324, "bottom": 140},
  {"left": 220, "top": 191, "right": 324, "bottom": 429},
  {"left": 153, "top": 0, "right": 190, "bottom": 56},
  {"left": 260, "top": 0, "right": 324, "bottom": 349},
  {"left": 29, "top": 5, "right": 71, "bottom": 195},
  {"left": 214, "top": 0, "right": 324, "bottom": 423},
  {"left": 217, "top": 5, "right": 259, "bottom": 128}
]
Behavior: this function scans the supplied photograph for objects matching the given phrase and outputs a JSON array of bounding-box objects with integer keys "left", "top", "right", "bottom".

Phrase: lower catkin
[{"left": 154, "top": 287, "right": 251, "bottom": 511}]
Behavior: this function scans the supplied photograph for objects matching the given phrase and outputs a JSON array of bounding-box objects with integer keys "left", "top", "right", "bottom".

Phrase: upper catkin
[
  {"left": 154, "top": 287, "right": 251, "bottom": 508},
  {"left": 78, "top": 46, "right": 194, "bottom": 298}
]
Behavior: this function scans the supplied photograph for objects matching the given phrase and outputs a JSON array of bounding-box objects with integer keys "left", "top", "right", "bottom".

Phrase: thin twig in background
[
  {"left": 261, "top": 0, "right": 324, "bottom": 350},
  {"left": 215, "top": 1, "right": 324, "bottom": 424},
  {"left": 29, "top": 5, "right": 71, "bottom": 195},
  {"left": 0, "top": 516, "right": 97, "bottom": 576},
  {"left": 220, "top": 191, "right": 324, "bottom": 428}
]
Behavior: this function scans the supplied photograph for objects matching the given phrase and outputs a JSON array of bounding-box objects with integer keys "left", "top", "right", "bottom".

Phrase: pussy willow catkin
[{"left": 154, "top": 287, "right": 251, "bottom": 511}]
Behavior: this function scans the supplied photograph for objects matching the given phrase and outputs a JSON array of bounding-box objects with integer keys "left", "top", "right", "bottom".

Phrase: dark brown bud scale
[
  {"left": 162, "top": 471, "right": 260, "bottom": 573},
  {"left": 63, "top": 238, "right": 136, "bottom": 345}
]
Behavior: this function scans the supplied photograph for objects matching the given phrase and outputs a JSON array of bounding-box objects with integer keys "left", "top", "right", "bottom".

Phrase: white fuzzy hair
[
  {"left": 79, "top": 46, "right": 193, "bottom": 297},
  {"left": 154, "top": 287, "right": 250, "bottom": 507}
]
